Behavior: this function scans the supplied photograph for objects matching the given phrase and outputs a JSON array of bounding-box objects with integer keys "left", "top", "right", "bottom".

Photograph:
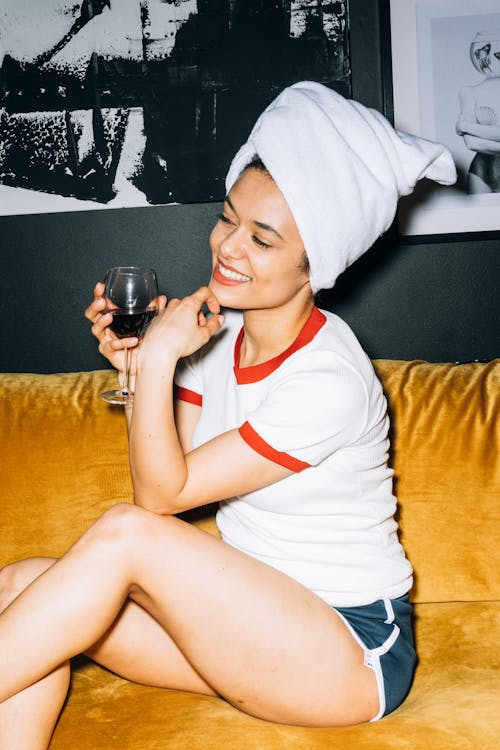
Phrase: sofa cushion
[
  {"left": 373, "top": 360, "right": 500, "bottom": 604},
  {"left": 1, "top": 364, "right": 498, "bottom": 748},
  {"left": 49, "top": 601, "right": 500, "bottom": 749},
  {"left": 1, "top": 362, "right": 499, "bottom": 606}
]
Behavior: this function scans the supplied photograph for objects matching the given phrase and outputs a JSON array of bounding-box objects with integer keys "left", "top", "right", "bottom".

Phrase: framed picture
[
  {"left": 390, "top": 0, "right": 500, "bottom": 237},
  {"left": 0, "top": 0, "right": 351, "bottom": 216}
]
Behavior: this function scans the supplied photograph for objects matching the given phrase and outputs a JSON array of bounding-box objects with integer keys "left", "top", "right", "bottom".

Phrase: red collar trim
[{"left": 233, "top": 307, "right": 327, "bottom": 385}]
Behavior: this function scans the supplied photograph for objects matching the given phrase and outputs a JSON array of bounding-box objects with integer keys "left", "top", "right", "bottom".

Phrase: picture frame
[
  {"left": 0, "top": 0, "right": 351, "bottom": 217},
  {"left": 388, "top": 0, "right": 500, "bottom": 238}
]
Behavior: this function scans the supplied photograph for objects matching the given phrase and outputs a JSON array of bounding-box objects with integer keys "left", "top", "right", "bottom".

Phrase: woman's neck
[{"left": 240, "top": 291, "right": 315, "bottom": 368}]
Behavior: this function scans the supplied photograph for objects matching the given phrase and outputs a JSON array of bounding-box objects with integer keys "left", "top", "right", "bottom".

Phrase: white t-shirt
[{"left": 175, "top": 307, "right": 413, "bottom": 607}]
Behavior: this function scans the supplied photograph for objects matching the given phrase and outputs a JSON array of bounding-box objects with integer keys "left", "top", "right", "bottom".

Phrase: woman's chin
[{"left": 208, "top": 278, "right": 249, "bottom": 309}]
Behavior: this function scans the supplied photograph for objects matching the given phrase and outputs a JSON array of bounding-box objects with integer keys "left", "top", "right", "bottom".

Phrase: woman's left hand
[{"left": 137, "top": 286, "right": 224, "bottom": 366}]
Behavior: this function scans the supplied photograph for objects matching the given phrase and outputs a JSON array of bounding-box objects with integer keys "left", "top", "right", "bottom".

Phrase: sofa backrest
[
  {"left": 1, "top": 361, "right": 499, "bottom": 604},
  {"left": 373, "top": 360, "right": 499, "bottom": 604},
  {"left": 1, "top": 371, "right": 133, "bottom": 563}
]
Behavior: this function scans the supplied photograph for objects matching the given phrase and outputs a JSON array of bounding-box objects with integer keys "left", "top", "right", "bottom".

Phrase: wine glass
[{"left": 100, "top": 266, "right": 159, "bottom": 405}]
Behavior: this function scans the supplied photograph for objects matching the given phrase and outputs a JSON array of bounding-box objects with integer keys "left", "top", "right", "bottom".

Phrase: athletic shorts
[{"left": 334, "top": 594, "right": 416, "bottom": 721}]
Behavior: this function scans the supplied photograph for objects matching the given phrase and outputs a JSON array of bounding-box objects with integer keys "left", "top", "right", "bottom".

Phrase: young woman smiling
[{"left": 0, "top": 82, "right": 456, "bottom": 748}]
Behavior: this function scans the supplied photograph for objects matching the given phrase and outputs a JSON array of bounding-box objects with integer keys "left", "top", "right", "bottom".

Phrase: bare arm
[
  {"left": 87, "top": 284, "right": 293, "bottom": 514},
  {"left": 128, "top": 288, "right": 293, "bottom": 515},
  {"left": 127, "top": 398, "right": 200, "bottom": 452},
  {"left": 456, "top": 84, "right": 500, "bottom": 148},
  {"left": 457, "top": 84, "right": 477, "bottom": 131},
  {"left": 462, "top": 133, "right": 500, "bottom": 154}
]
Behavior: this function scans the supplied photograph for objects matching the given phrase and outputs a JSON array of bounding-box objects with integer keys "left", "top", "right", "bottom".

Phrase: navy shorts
[{"left": 334, "top": 594, "right": 416, "bottom": 720}]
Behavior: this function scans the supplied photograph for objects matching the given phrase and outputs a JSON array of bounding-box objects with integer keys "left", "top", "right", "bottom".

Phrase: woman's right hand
[{"left": 84, "top": 282, "right": 166, "bottom": 378}]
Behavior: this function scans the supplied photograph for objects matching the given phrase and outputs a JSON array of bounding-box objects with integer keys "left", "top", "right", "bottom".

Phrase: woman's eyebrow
[
  {"left": 224, "top": 195, "right": 284, "bottom": 241},
  {"left": 253, "top": 220, "right": 284, "bottom": 241}
]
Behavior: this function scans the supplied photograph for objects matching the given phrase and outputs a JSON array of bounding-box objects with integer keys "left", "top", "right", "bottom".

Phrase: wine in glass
[{"left": 101, "top": 266, "right": 159, "bottom": 405}]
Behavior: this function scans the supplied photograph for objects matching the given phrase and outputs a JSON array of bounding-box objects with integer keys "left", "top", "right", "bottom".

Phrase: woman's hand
[
  {"left": 137, "top": 286, "right": 224, "bottom": 368},
  {"left": 84, "top": 282, "right": 167, "bottom": 377}
]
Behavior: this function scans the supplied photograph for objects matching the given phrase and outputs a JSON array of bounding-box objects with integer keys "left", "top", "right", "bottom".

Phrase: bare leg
[
  {"left": 0, "top": 556, "right": 216, "bottom": 750},
  {"left": 85, "top": 598, "right": 218, "bottom": 696},
  {"left": 0, "top": 666, "right": 70, "bottom": 750},
  {"left": 0, "top": 559, "right": 70, "bottom": 750},
  {"left": 0, "top": 505, "right": 378, "bottom": 727}
]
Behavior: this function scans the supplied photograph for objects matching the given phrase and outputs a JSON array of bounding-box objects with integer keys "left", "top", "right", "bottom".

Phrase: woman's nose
[{"left": 219, "top": 228, "right": 246, "bottom": 260}]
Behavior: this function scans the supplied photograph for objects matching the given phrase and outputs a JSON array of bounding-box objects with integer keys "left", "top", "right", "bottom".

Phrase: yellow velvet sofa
[{"left": 1, "top": 360, "right": 499, "bottom": 749}]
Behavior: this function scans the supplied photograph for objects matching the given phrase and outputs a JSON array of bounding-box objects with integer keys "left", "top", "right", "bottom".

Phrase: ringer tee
[{"left": 175, "top": 307, "right": 413, "bottom": 607}]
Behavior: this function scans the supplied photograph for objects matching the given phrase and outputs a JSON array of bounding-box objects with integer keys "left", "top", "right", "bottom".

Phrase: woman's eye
[
  {"left": 217, "top": 212, "right": 232, "bottom": 225},
  {"left": 252, "top": 235, "right": 270, "bottom": 249}
]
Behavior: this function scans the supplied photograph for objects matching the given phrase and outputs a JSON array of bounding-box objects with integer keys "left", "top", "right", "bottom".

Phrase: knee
[
  {"left": 0, "top": 558, "right": 51, "bottom": 612},
  {"left": 88, "top": 502, "right": 153, "bottom": 551}
]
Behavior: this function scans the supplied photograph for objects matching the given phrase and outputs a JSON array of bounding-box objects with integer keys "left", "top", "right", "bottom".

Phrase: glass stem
[{"left": 122, "top": 348, "right": 131, "bottom": 396}]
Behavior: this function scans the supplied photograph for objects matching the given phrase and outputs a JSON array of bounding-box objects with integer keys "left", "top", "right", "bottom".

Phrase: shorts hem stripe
[{"left": 332, "top": 609, "right": 387, "bottom": 722}]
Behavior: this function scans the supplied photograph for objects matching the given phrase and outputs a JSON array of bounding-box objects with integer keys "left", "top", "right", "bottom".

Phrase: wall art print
[
  {"left": 0, "top": 0, "right": 350, "bottom": 216},
  {"left": 390, "top": 0, "right": 500, "bottom": 237}
]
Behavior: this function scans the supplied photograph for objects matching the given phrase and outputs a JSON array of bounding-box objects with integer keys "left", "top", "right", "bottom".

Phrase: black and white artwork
[
  {"left": 457, "top": 30, "right": 500, "bottom": 196},
  {"left": 391, "top": 0, "right": 500, "bottom": 235},
  {"left": 0, "top": 0, "right": 350, "bottom": 216}
]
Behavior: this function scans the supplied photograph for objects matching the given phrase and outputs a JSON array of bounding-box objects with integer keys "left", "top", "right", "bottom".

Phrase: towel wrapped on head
[{"left": 226, "top": 81, "right": 456, "bottom": 294}]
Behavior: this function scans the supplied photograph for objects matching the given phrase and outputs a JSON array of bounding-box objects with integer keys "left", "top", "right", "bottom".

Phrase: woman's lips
[{"left": 213, "top": 260, "right": 252, "bottom": 286}]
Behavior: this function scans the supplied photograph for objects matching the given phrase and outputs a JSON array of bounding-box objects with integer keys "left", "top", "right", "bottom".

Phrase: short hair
[{"left": 241, "top": 154, "right": 270, "bottom": 176}]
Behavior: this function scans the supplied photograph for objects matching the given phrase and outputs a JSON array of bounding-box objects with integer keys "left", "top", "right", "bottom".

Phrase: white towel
[{"left": 226, "top": 81, "right": 457, "bottom": 293}]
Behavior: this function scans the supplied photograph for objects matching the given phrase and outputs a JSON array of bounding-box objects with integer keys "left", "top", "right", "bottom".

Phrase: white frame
[{"left": 390, "top": 0, "right": 500, "bottom": 236}]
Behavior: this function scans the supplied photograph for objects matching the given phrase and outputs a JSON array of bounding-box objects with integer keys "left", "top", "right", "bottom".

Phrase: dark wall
[
  {"left": 1, "top": 1, "right": 498, "bottom": 374},
  {"left": 0, "top": 203, "right": 213, "bottom": 373}
]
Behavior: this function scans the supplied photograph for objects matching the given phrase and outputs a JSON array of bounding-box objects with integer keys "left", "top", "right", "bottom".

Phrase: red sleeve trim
[
  {"left": 175, "top": 386, "right": 203, "bottom": 406},
  {"left": 239, "top": 421, "right": 310, "bottom": 473}
]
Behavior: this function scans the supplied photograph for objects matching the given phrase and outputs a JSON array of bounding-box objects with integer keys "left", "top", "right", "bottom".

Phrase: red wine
[{"left": 107, "top": 308, "right": 157, "bottom": 339}]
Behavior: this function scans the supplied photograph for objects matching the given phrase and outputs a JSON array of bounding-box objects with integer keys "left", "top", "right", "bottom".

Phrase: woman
[
  {"left": 0, "top": 82, "right": 456, "bottom": 748},
  {"left": 456, "top": 31, "right": 500, "bottom": 193}
]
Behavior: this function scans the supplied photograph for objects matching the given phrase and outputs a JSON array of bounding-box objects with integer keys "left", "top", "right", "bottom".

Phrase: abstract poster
[{"left": 0, "top": 1, "right": 350, "bottom": 215}]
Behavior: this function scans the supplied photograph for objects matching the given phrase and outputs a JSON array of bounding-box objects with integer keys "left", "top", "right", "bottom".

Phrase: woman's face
[{"left": 209, "top": 168, "right": 311, "bottom": 311}]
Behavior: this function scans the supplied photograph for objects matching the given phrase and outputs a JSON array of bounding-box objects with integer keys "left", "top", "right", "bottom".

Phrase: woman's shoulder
[
  {"left": 314, "top": 309, "right": 371, "bottom": 367},
  {"left": 277, "top": 308, "right": 379, "bottom": 393}
]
